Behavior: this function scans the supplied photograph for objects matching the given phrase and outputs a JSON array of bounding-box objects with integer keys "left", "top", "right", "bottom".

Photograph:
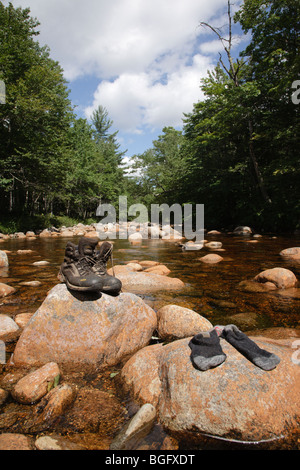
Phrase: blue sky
[{"left": 9, "top": 0, "right": 248, "bottom": 161}]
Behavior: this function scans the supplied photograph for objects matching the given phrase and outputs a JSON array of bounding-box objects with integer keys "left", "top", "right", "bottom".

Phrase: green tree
[
  {"left": 181, "top": 0, "right": 300, "bottom": 231},
  {"left": 131, "top": 127, "right": 187, "bottom": 207},
  {"left": 91, "top": 105, "right": 127, "bottom": 207},
  {"left": 235, "top": 0, "right": 300, "bottom": 229},
  {"left": 0, "top": 2, "right": 73, "bottom": 215}
]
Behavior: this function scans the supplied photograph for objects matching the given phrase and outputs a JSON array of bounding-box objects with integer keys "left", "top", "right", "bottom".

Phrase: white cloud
[
  {"left": 9, "top": 0, "right": 245, "bottom": 136},
  {"left": 85, "top": 53, "right": 213, "bottom": 133},
  {"left": 10, "top": 0, "right": 226, "bottom": 79}
]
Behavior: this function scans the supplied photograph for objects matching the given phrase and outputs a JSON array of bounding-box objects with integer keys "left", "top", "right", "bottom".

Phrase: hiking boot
[
  {"left": 58, "top": 239, "right": 104, "bottom": 292},
  {"left": 92, "top": 241, "right": 122, "bottom": 295}
]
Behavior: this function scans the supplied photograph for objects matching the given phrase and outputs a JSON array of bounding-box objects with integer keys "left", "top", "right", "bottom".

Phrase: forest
[{"left": 0, "top": 0, "right": 299, "bottom": 233}]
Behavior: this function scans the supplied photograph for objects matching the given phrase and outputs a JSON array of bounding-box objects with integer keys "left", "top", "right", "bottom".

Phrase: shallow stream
[{"left": 0, "top": 232, "right": 299, "bottom": 450}]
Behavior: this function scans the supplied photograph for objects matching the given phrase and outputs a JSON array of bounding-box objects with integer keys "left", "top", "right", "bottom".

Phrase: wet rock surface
[{"left": 12, "top": 284, "right": 157, "bottom": 369}]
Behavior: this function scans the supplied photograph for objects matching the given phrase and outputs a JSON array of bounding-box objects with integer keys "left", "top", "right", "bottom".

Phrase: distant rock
[
  {"left": 32, "top": 260, "right": 50, "bottom": 266},
  {"left": 26, "top": 231, "right": 36, "bottom": 238},
  {"left": 128, "top": 232, "right": 143, "bottom": 245},
  {"left": 205, "top": 241, "right": 223, "bottom": 250},
  {"left": 198, "top": 254, "right": 223, "bottom": 264},
  {"left": 39, "top": 229, "right": 52, "bottom": 238},
  {"left": 60, "top": 230, "right": 74, "bottom": 237},
  {"left": 254, "top": 267, "right": 298, "bottom": 289},
  {"left": 233, "top": 226, "right": 252, "bottom": 235}
]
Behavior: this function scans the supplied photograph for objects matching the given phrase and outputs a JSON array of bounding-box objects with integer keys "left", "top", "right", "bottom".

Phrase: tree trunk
[{"left": 248, "top": 119, "right": 272, "bottom": 205}]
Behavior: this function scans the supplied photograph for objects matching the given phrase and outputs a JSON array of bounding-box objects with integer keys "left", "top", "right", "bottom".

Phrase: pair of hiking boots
[{"left": 58, "top": 237, "right": 122, "bottom": 295}]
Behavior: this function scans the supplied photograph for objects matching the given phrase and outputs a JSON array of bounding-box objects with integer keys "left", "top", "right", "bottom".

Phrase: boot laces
[
  {"left": 93, "top": 245, "right": 113, "bottom": 275},
  {"left": 77, "top": 255, "right": 96, "bottom": 276}
]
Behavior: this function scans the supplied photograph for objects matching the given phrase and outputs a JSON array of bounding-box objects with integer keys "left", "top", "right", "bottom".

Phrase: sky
[{"left": 8, "top": 0, "right": 248, "bottom": 162}]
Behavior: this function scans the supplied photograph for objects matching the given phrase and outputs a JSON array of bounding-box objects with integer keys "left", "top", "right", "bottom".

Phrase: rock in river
[
  {"left": 0, "top": 315, "right": 20, "bottom": 342},
  {"left": 0, "top": 283, "right": 16, "bottom": 298},
  {"left": 107, "top": 265, "right": 185, "bottom": 294},
  {"left": 156, "top": 304, "right": 212, "bottom": 341},
  {"left": 0, "top": 250, "right": 9, "bottom": 267},
  {"left": 121, "top": 336, "right": 300, "bottom": 445},
  {"left": 279, "top": 247, "right": 300, "bottom": 261},
  {"left": 12, "top": 283, "right": 157, "bottom": 369},
  {"left": 12, "top": 362, "right": 61, "bottom": 404},
  {"left": 254, "top": 267, "right": 298, "bottom": 289}
]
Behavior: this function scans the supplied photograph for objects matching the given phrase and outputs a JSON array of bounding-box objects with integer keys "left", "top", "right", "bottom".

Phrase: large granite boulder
[
  {"left": 12, "top": 284, "right": 157, "bottom": 370},
  {"left": 121, "top": 336, "right": 300, "bottom": 445}
]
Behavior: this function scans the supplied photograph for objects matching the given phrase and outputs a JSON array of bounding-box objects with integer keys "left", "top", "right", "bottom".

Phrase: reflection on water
[{"left": 1, "top": 233, "right": 299, "bottom": 329}]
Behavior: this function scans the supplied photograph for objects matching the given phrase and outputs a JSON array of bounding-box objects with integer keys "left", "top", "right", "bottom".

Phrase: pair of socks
[{"left": 189, "top": 324, "right": 280, "bottom": 372}]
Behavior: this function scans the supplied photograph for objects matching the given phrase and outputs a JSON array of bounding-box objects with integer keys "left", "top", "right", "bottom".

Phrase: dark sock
[
  {"left": 189, "top": 329, "right": 226, "bottom": 371},
  {"left": 221, "top": 324, "right": 280, "bottom": 371}
]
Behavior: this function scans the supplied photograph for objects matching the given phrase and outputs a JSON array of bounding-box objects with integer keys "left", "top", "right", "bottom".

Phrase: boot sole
[{"left": 58, "top": 271, "right": 102, "bottom": 293}]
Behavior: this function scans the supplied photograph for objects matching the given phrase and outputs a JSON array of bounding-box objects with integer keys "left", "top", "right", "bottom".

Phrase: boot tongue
[
  {"left": 96, "top": 241, "right": 113, "bottom": 262},
  {"left": 78, "top": 237, "right": 99, "bottom": 257}
]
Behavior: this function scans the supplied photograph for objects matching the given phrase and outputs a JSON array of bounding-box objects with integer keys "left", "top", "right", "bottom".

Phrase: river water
[
  {"left": 0, "top": 232, "right": 299, "bottom": 450},
  {"left": 1, "top": 233, "right": 299, "bottom": 328}
]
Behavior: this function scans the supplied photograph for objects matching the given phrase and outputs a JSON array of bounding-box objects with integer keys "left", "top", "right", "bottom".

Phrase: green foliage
[
  {"left": 0, "top": 3, "right": 128, "bottom": 225},
  {"left": 0, "top": 1, "right": 298, "bottom": 233},
  {"left": 131, "top": 127, "right": 187, "bottom": 207},
  {"left": 133, "top": 0, "right": 299, "bottom": 232}
]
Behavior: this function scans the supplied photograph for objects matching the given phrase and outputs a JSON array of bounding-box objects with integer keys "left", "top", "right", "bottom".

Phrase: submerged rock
[
  {"left": 0, "top": 433, "right": 34, "bottom": 450},
  {"left": 110, "top": 403, "right": 156, "bottom": 450},
  {"left": 12, "top": 283, "right": 157, "bottom": 369},
  {"left": 32, "top": 383, "right": 77, "bottom": 428},
  {"left": 35, "top": 434, "right": 84, "bottom": 450}
]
